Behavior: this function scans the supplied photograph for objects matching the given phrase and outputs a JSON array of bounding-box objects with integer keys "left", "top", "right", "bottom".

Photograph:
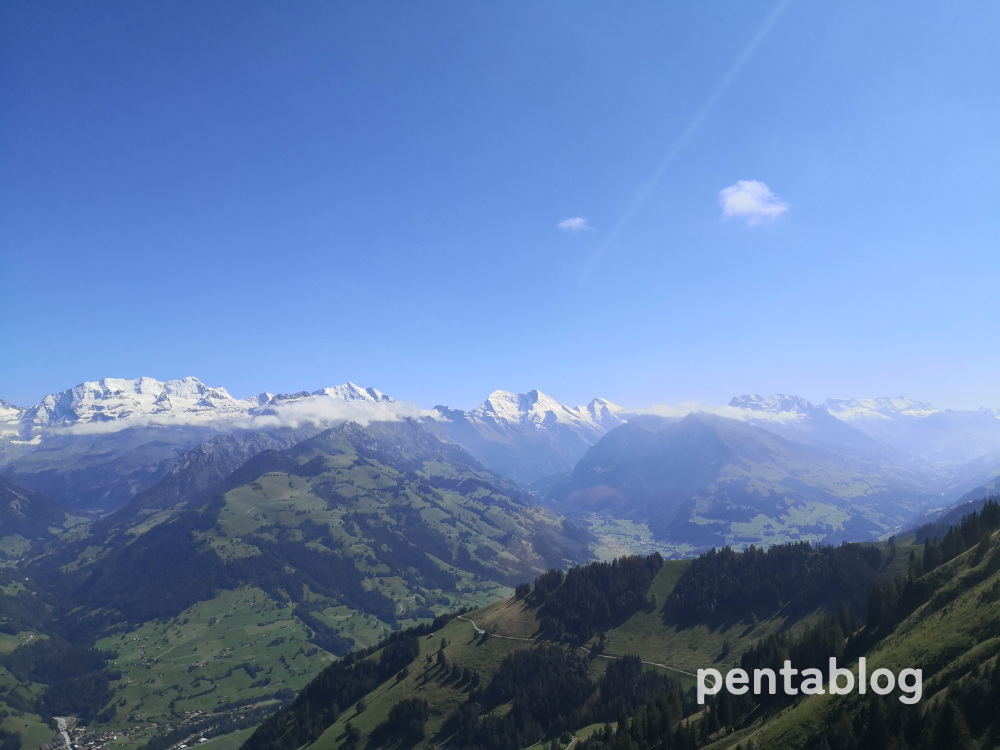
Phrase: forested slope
[{"left": 253, "top": 500, "right": 1000, "bottom": 750}]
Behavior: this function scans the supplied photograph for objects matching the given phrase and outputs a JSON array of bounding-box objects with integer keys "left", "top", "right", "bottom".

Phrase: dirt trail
[{"left": 456, "top": 615, "right": 700, "bottom": 678}]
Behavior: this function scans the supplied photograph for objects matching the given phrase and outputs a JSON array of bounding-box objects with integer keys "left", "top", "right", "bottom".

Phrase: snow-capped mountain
[
  {"left": 18, "top": 377, "right": 263, "bottom": 435},
  {"left": 0, "top": 377, "right": 404, "bottom": 513},
  {"left": 824, "top": 397, "right": 941, "bottom": 424},
  {"left": 727, "top": 392, "right": 898, "bottom": 462},
  {"left": 435, "top": 390, "right": 626, "bottom": 484},
  {"left": 310, "top": 383, "right": 393, "bottom": 402},
  {"left": 821, "top": 397, "right": 1000, "bottom": 466},
  {"left": 0, "top": 399, "right": 32, "bottom": 465},
  {"left": 466, "top": 390, "right": 623, "bottom": 440},
  {"left": 3, "top": 377, "right": 398, "bottom": 439},
  {"left": 585, "top": 397, "right": 628, "bottom": 430},
  {"left": 728, "top": 393, "right": 816, "bottom": 416},
  {"left": 253, "top": 383, "right": 394, "bottom": 416},
  {"left": 0, "top": 399, "right": 26, "bottom": 437}
]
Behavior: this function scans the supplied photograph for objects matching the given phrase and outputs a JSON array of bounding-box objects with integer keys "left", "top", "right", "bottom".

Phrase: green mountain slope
[
  {"left": 743, "top": 509, "right": 1000, "bottom": 750},
  {"left": 248, "top": 534, "right": 900, "bottom": 750},
  {"left": 3, "top": 425, "right": 224, "bottom": 514},
  {"left": 546, "top": 414, "right": 936, "bottom": 554},
  {"left": 105, "top": 427, "right": 319, "bottom": 527},
  {"left": 14, "top": 418, "right": 592, "bottom": 742},
  {"left": 0, "top": 476, "right": 83, "bottom": 559}
]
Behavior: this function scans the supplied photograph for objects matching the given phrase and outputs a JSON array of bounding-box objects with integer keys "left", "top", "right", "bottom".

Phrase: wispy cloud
[
  {"left": 557, "top": 217, "right": 595, "bottom": 233},
  {"left": 720, "top": 180, "right": 789, "bottom": 225}
]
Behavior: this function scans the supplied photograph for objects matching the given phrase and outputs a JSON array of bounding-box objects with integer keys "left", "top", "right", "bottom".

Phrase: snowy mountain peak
[
  {"left": 477, "top": 390, "right": 561, "bottom": 421},
  {"left": 23, "top": 376, "right": 249, "bottom": 431},
  {"left": 311, "top": 383, "right": 395, "bottom": 403},
  {"left": 469, "top": 389, "right": 625, "bottom": 438},
  {"left": 0, "top": 400, "right": 27, "bottom": 440},
  {"left": 824, "top": 397, "right": 941, "bottom": 422},
  {"left": 729, "top": 393, "right": 816, "bottom": 414},
  {"left": 0, "top": 399, "right": 26, "bottom": 420},
  {"left": 440, "top": 389, "right": 627, "bottom": 483},
  {"left": 249, "top": 382, "right": 396, "bottom": 415},
  {"left": 246, "top": 392, "right": 275, "bottom": 409},
  {"left": 584, "top": 398, "right": 627, "bottom": 429}
]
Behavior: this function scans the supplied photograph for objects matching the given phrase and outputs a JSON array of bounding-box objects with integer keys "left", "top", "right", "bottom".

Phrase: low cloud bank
[
  {"left": 240, "top": 396, "right": 441, "bottom": 431},
  {"left": 44, "top": 394, "right": 801, "bottom": 438},
  {"left": 627, "top": 401, "right": 803, "bottom": 424},
  {"left": 49, "top": 395, "right": 443, "bottom": 436}
]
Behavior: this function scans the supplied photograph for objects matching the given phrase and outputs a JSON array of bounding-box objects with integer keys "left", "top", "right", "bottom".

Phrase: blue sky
[{"left": 3, "top": 1, "right": 1000, "bottom": 411}]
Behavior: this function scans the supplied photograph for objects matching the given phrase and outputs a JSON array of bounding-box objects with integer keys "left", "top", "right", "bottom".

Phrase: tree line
[
  {"left": 445, "top": 646, "right": 690, "bottom": 750},
  {"left": 663, "top": 541, "right": 883, "bottom": 624},
  {"left": 585, "top": 499, "right": 1000, "bottom": 750},
  {"left": 242, "top": 609, "right": 465, "bottom": 750},
  {"left": 533, "top": 554, "right": 664, "bottom": 642}
]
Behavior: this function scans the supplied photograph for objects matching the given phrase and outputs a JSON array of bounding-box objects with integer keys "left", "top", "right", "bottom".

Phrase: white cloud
[
  {"left": 719, "top": 180, "right": 789, "bottom": 225},
  {"left": 627, "top": 401, "right": 803, "bottom": 424},
  {"left": 52, "top": 395, "right": 443, "bottom": 435},
  {"left": 240, "top": 396, "right": 441, "bottom": 432},
  {"left": 557, "top": 217, "right": 595, "bottom": 233}
]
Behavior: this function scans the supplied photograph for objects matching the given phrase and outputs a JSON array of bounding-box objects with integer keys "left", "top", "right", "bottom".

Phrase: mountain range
[
  {"left": 731, "top": 392, "right": 1000, "bottom": 468},
  {"left": 0, "top": 378, "right": 404, "bottom": 513},
  {"left": 2, "top": 375, "right": 1000, "bottom": 749},
  {"left": 0, "top": 379, "right": 627, "bottom": 514},
  {"left": 0, "top": 416, "right": 594, "bottom": 735},
  {"left": 4, "top": 377, "right": 1000, "bottom": 548}
]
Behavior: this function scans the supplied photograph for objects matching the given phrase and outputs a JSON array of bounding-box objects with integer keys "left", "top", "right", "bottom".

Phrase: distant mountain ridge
[
  {"left": 729, "top": 392, "right": 1000, "bottom": 468},
  {"left": 0, "top": 475, "right": 76, "bottom": 559},
  {"left": 7, "top": 376, "right": 1000, "bottom": 518},
  {"left": 105, "top": 427, "right": 320, "bottom": 527},
  {"left": 544, "top": 412, "right": 938, "bottom": 554},
  {"left": 1, "top": 377, "right": 396, "bottom": 440},
  {"left": 434, "top": 389, "right": 627, "bottom": 484},
  {"left": 0, "top": 376, "right": 622, "bottom": 512}
]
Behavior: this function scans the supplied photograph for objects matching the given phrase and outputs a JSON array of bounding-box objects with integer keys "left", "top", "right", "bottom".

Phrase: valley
[
  {"left": 0, "top": 377, "right": 998, "bottom": 749},
  {"left": 7, "top": 3, "right": 996, "bottom": 746},
  {"left": 237, "top": 507, "right": 1000, "bottom": 750}
]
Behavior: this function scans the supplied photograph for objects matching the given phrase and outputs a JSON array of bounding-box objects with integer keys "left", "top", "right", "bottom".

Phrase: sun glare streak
[{"left": 579, "top": 0, "right": 794, "bottom": 279}]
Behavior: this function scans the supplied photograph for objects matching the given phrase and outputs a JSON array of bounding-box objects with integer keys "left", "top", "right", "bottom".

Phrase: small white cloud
[
  {"left": 719, "top": 180, "right": 789, "bottom": 225},
  {"left": 557, "top": 217, "right": 595, "bottom": 233}
]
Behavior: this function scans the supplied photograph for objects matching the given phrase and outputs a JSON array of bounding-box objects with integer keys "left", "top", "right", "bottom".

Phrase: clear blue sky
[{"left": 3, "top": 1, "right": 999, "bottom": 411}]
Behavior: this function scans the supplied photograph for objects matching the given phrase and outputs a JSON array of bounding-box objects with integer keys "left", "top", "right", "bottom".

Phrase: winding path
[{"left": 455, "top": 615, "right": 699, "bottom": 678}]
